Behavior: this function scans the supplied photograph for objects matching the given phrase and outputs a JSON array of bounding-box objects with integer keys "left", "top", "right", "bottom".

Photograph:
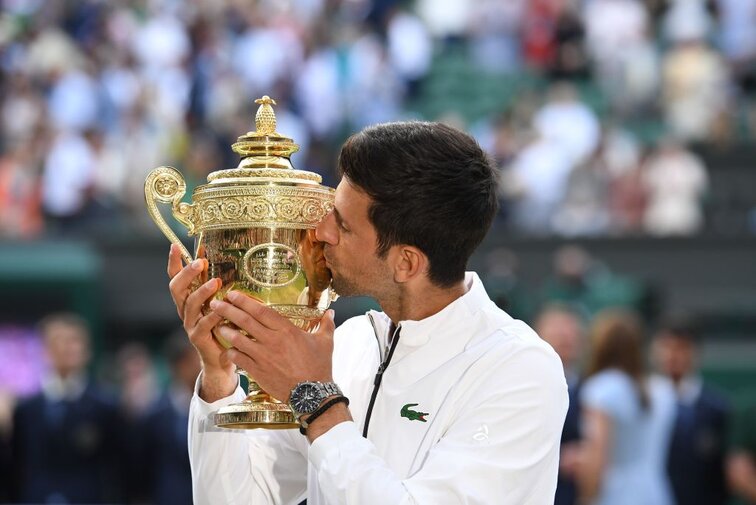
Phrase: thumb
[{"left": 316, "top": 309, "right": 336, "bottom": 337}]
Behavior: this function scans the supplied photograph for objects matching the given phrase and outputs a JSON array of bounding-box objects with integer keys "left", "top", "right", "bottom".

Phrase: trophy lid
[{"left": 206, "top": 96, "right": 322, "bottom": 185}]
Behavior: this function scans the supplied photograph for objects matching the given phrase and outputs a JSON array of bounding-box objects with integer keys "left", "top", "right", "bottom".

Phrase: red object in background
[{"left": 522, "top": 0, "right": 560, "bottom": 69}]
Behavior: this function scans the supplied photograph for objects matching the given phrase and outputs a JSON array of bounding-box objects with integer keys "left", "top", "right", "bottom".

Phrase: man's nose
[{"left": 315, "top": 211, "right": 338, "bottom": 244}]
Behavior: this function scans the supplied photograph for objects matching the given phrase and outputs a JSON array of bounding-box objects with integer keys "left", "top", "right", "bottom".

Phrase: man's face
[
  {"left": 44, "top": 323, "right": 90, "bottom": 377},
  {"left": 535, "top": 310, "right": 583, "bottom": 369},
  {"left": 315, "top": 178, "right": 392, "bottom": 299},
  {"left": 654, "top": 332, "right": 696, "bottom": 381}
]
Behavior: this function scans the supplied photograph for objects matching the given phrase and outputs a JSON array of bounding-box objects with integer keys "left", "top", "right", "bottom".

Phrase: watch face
[{"left": 291, "top": 383, "right": 321, "bottom": 414}]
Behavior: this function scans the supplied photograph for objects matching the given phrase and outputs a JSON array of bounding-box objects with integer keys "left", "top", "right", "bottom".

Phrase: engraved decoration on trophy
[{"left": 145, "top": 96, "right": 337, "bottom": 430}]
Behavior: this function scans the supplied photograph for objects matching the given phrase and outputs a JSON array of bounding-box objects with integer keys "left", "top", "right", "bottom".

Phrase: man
[
  {"left": 653, "top": 317, "right": 731, "bottom": 505},
  {"left": 728, "top": 400, "right": 756, "bottom": 504},
  {"left": 534, "top": 304, "right": 585, "bottom": 505},
  {"left": 11, "top": 313, "right": 122, "bottom": 504},
  {"left": 168, "top": 121, "right": 568, "bottom": 504},
  {"left": 132, "top": 332, "right": 201, "bottom": 505}
]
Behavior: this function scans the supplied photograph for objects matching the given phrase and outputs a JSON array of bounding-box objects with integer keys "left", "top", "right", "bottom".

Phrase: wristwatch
[{"left": 288, "top": 381, "right": 343, "bottom": 419}]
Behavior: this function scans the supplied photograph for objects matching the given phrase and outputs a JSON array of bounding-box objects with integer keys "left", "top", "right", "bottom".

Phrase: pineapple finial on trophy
[
  {"left": 229, "top": 95, "right": 300, "bottom": 167},
  {"left": 254, "top": 95, "right": 278, "bottom": 135}
]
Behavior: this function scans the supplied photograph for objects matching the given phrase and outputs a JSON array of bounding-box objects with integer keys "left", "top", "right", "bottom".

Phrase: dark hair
[
  {"left": 656, "top": 314, "right": 700, "bottom": 345},
  {"left": 337, "top": 121, "right": 498, "bottom": 287},
  {"left": 586, "top": 309, "right": 650, "bottom": 410}
]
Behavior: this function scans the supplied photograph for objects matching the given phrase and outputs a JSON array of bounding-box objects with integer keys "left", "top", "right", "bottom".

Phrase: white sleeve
[
  {"left": 308, "top": 346, "right": 568, "bottom": 505},
  {"left": 188, "top": 374, "right": 308, "bottom": 505}
]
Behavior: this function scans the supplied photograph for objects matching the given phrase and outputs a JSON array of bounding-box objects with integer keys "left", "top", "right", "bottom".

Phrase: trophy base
[{"left": 214, "top": 396, "right": 298, "bottom": 430}]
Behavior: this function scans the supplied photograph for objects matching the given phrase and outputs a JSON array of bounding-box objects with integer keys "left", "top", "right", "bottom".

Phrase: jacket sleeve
[
  {"left": 308, "top": 345, "right": 568, "bottom": 505},
  {"left": 188, "top": 375, "right": 308, "bottom": 505}
]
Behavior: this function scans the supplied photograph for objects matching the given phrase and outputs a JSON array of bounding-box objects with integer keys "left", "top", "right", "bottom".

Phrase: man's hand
[
  {"left": 209, "top": 290, "right": 336, "bottom": 404},
  {"left": 167, "top": 244, "right": 236, "bottom": 402}
]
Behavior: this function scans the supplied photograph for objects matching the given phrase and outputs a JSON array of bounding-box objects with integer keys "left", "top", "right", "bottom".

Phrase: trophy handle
[{"left": 144, "top": 166, "right": 197, "bottom": 264}]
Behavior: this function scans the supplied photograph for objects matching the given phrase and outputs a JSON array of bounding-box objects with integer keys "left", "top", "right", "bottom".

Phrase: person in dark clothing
[
  {"left": 653, "top": 317, "right": 731, "bottom": 505},
  {"left": 137, "top": 331, "right": 201, "bottom": 505},
  {"left": 10, "top": 313, "right": 123, "bottom": 504},
  {"left": 535, "top": 304, "right": 585, "bottom": 505}
]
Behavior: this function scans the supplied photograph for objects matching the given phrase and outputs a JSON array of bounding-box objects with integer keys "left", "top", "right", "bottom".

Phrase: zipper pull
[{"left": 373, "top": 363, "right": 386, "bottom": 386}]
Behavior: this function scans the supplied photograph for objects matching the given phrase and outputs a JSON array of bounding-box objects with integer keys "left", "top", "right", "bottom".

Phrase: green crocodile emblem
[{"left": 400, "top": 403, "right": 429, "bottom": 422}]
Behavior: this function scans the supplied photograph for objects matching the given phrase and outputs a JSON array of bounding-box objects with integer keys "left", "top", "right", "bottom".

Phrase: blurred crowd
[
  {"left": 0, "top": 314, "right": 201, "bottom": 504},
  {"left": 0, "top": 0, "right": 755, "bottom": 239},
  {"left": 1, "top": 256, "right": 756, "bottom": 504}
]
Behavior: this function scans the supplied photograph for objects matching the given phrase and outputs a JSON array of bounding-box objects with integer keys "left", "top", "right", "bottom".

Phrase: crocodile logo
[{"left": 400, "top": 403, "right": 429, "bottom": 422}]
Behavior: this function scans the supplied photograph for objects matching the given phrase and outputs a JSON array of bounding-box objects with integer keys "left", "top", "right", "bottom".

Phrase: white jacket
[{"left": 189, "top": 272, "right": 568, "bottom": 504}]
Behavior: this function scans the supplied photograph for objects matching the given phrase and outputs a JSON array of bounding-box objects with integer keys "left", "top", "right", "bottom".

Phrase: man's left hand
[{"left": 209, "top": 291, "right": 336, "bottom": 402}]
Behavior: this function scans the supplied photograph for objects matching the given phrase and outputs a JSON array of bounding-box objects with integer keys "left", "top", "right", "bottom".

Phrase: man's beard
[{"left": 331, "top": 271, "right": 362, "bottom": 297}]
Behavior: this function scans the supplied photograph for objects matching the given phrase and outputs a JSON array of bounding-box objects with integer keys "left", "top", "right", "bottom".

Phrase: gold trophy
[{"left": 145, "top": 96, "right": 336, "bottom": 429}]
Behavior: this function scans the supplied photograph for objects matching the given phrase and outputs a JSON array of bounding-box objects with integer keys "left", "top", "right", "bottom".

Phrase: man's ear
[{"left": 393, "top": 245, "right": 428, "bottom": 284}]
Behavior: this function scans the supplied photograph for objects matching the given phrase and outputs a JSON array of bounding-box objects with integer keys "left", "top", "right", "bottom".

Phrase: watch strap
[{"left": 299, "top": 395, "right": 349, "bottom": 435}]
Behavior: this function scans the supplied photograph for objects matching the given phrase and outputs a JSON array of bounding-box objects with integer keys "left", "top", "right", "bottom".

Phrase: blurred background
[{"left": 0, "top": 0, "right": 755, "bottom": 503}]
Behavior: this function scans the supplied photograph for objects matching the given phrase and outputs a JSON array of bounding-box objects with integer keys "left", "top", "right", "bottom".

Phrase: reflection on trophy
[{"left": 144, "top": 96, "right": 337, "bottom": 429}]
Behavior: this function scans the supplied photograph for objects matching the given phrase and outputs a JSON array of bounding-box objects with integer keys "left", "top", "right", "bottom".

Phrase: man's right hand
[{"left": 167, "top": 244, "right": 237, "bottom": 402}]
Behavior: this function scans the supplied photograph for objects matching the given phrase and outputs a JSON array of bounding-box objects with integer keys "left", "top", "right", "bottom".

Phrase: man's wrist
[
  {"left": 305, "top": 401, "right": 352, "bottom": 443},
  {"left": 198, "top": 368, "right": 237, "bottom": 403}
]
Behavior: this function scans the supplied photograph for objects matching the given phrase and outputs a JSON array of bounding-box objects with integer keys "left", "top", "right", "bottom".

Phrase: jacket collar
[{"left": 367, "top": 272, "right": 496, "bottom": 360}]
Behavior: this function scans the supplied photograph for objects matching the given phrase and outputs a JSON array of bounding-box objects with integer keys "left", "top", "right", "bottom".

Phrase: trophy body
[{"left": 145, "top": 97, "right": 336, "bottom": 429}]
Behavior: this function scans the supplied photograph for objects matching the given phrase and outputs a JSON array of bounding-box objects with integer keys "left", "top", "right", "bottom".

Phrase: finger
[
  {"left": 184, "top": 278, "right": 222, "bottom": 327},
  {"left": 226, "top": 291, "right": 290, "bottom": 331},
  {"left": 169, "top": 259, "right": 206, "bottom": 313},
  {"left": 224, "top": 347, "right": 258, "bottom": 374},
  {"left": 169, "top": 258, "right": 206, "bottom": 294},
  {"left": 217, "top": 324, "right": 263, "bottom": 356},
  {"left": 167, "top": 244, "right": 186, "bottom": 279},
  {"left": 315, "top": 309, "right": 336, "bottom": 337},
  {"left": 191, "top": 312, "right": 224, "bottom": 345},
  {"left": 209, "top": 299, "right": 276, "bottom": 342}
]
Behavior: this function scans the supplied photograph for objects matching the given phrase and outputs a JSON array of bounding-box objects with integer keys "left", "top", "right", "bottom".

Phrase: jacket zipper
[{"left": 363, "top": 314, "right": 401, "bottom": 438}]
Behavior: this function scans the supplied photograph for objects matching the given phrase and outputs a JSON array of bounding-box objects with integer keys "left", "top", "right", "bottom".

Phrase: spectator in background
[
  {"left": 40, "top": 129, "right": 97, "bottom": 233},
  {"left": 483, "top": 247, "right": 535, "bottom": 322},
  {"left": 534, "top": 82, "right": 601, "bottom": 167},
  {"left": 549, "top": 0, "right": 590, "bottom": 80},
  {"left": 652, "top": 317, "right": 731, "bottom": 505},
  {"left": 386, "top": 6, "right": 433, "bottom": 97},
  {"left": 578, "top": 309, "right": 676, "bottom": 505},
  {"left": 10, "top": 313, "right": 123, "bottom": 504},
  {"left": 552, "top": 147, "right": 612, "bottom": 237},
  {"left": 642, "top": 139, "right": 709, "bottom": 236},
  {"left": 504, "top": 130, "right": 574, "bottom": 234},
  {"left": 468, "top": 0, "right": 525, "bottom": 74},
  {"left": 0, "top": 138, "right": 44, "bottom": 238},
  {"left": 116, "top": 342, "right": 159, "bottom": 420},
  {"left": 583, "top": 0, "right": 657, "bottom": 114},
  {"left": 114, "top": 341, "right": 160, "bottom": 504},
  {"left": 728, "top": 400, "right": 756, "bottom": 503},
  {"left": 662, "top": 16, "right": 730, "bottom": 143},
  {"left": 604, "top": 126, "right": 647, "bottom": 234},
  {"left": 135, "top": 332, "right": 201, "bottom": 505},
  {"left": 541, "top": 245, "right": 647, "bottom": 319},
  {"left": 714, "top": 0, "right": 756, "bottom": 102},
  {"left": 415, "top": 0, "right": 470, "bottom": 42},
  {"left": 535, "top": 304, "right": 585, "bottom": 505}
]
